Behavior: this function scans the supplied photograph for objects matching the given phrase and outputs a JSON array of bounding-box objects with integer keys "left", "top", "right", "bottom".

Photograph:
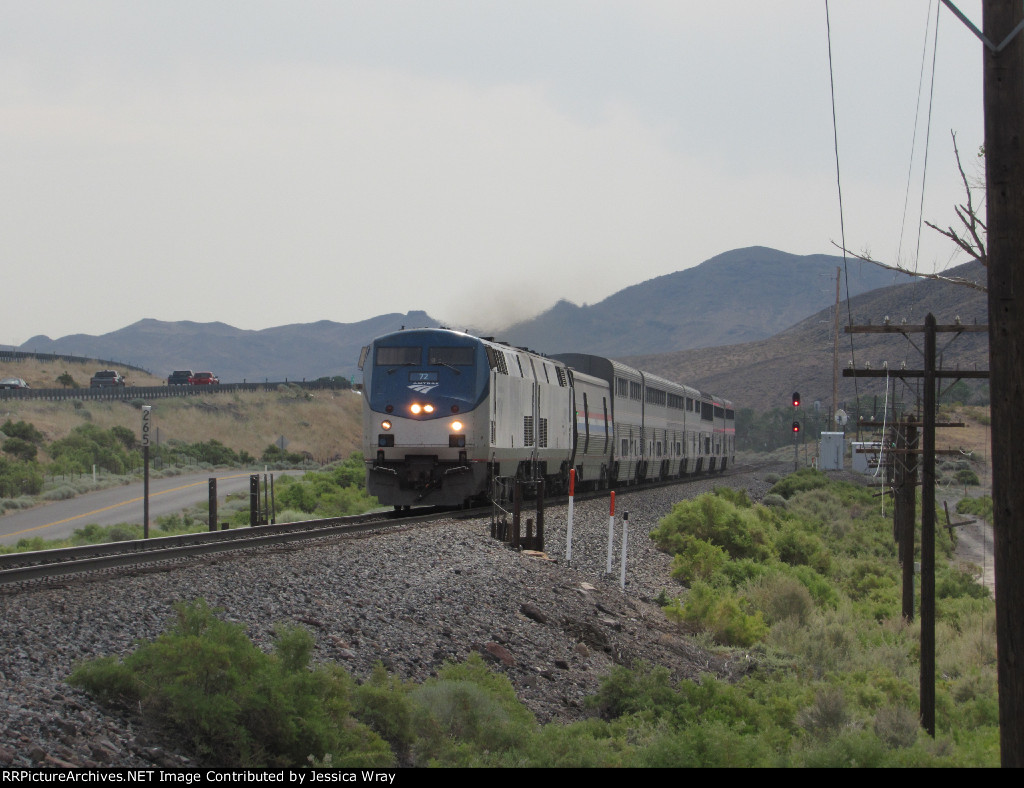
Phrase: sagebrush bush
[
  {"left": 42, "top": 485, "right": 78, "bottom": 501},
  {"left": 742, "top": 572, "right": 814, "bottom": 625},
  {"left": 651, "top": 494, "right": 777, "bottom": 562},
  {"left": 68, "top": 600, "right": 394, "bottom": 768},
  {"left": 872, "top": 705, "right": 920, "bottom": 749},
  {"left": 955, "top": 468, "right": 980, "bottom": 485},
  {"left": 768, "top": 468, "right": 830, "bottom": 499},
  {"left": 666, "top": 581, "right": 768, "bottom": 647},
  {"left": 797, "top": 688, "right": 850, "bottom": 740},
  {"left": 668, "top": 536, "right": 729, "bottom": 585}
]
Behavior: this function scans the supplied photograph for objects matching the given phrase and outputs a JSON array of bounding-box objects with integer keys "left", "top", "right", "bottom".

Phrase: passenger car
[
  {"left": 191, "top": 372, "right": 219, "bottom": 385},
  {"left": 90, "top": 370, "right": 126, "bottom": 388},
  {"left": 167, "top": 370, "right": 195, "bottom": 385},
  {"left": 0, "top": 377, "right": 30, "bottom": 389}
]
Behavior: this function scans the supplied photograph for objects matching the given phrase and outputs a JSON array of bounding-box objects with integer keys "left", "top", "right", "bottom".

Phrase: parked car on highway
[
  {"left": 90, "top": 370, "right": 126, "bottom": 388},
  {"left": 167, "top": 370, "right": 195, "bottom": 385},
  {"left": 191, "top": 372, "right": 219, "bottom": 385},
  {"left": 0, "top": 377, "right": 29, "bottom": 389}
]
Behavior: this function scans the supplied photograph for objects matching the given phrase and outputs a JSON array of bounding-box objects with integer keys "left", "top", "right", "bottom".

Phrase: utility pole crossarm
[
  {"left": 843, "top": 369, "right": 989, "bottom": 379},
  {"left": 844, "top": 324, "right": 988, "bottom": 334}
]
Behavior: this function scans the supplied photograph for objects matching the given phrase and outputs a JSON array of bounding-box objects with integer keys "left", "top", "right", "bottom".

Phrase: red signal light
[
  {"left": 792, "top": 391, "right": 801, "bottom": 408},
  {"left": 792, "top": 421, "right": 801, "bottom": 433}
]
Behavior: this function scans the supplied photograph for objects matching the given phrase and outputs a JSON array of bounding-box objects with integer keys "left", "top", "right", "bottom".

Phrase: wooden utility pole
[
  {"left": 983, "top": 0, "right": 1024, "bottom": 767},
  {"left": 845, "top": 317, "right": 986, "bottom": 737},
  {"left": 833, "top": 266, "right": 840, "bottom": 425}
]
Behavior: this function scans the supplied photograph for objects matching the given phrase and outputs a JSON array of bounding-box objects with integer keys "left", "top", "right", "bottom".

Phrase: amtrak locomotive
[{"left": 359, "top": 328, "right": 734, "bottom": 508}]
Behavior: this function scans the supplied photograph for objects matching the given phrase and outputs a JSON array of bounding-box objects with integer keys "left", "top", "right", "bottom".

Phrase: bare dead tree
[{"left": 832, "top": 131, "right": 988, "bottom": 292}]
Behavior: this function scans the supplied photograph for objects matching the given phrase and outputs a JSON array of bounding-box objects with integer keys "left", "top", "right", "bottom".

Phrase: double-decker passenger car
[{"left": 359, "top": 328, "right": 734, "bottom": 508}]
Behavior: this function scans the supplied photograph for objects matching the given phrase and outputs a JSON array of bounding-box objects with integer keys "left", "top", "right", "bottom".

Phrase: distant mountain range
[
  {"left": 18, "top": 312, "right": 441, "bottom": 384},
  {"left": 17, "top": 247, "right": 987, "bottom": 405},
  {"left": 622, "top": 259, "right": 988, "bottom": 411},
  {"left": 499, "top": 247, "right": 916, "bottom": 356}
]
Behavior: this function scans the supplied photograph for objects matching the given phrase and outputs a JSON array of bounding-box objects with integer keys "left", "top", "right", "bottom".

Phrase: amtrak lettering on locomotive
[{"left": 359, "top": 328, "right": 734, "bottom": 508}]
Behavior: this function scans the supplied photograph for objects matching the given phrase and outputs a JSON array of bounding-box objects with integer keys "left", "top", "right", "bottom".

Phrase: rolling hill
[
  {"left": 15, "top": 247, "right": 984, "bottom": 411},
  {"left": 621, "top": 260, "right": 989, "bottom": 412}
]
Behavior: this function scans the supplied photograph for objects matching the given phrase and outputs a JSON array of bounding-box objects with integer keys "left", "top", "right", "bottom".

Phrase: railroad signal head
[
  {"left": 792, "top": 421, "right": 801, "bottom": 433},
  {"left": 792, "top": 391, "right": 801, "bottom": 408}
]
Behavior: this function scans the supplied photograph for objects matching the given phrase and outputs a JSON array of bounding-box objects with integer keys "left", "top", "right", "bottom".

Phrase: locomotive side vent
[
  {"left": 539, "top": 417, "right": 548, "bottom": 448},
  {"left": 524, "top": 415, "right": 534, "bottom": 446}
]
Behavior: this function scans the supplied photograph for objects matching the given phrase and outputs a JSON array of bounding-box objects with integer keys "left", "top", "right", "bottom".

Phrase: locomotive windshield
[
  {"left": 428, "top": 346, "right": 475, "bottom": 366},
  {"left": 376, "top": 346, "right": 421, "bottom": 366}
]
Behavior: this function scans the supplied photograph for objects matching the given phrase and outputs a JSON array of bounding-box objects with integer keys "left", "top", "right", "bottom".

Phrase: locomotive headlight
[
  {"left": 410, "top": 403, "right": 422, "bottom": 414},
  {"left": 451, "top": 420, "right": 463, "bottom": 432},
  {"left": 381, "top": 420, "right": 392, "bottom": 430},
  {"left": 423, "top": 404, "right": 435, "bottom": 414}
]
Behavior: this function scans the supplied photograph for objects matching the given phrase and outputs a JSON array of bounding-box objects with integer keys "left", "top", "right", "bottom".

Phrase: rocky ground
[
  {"left": 7, "top": 461, "right": 995, "bottom": 769},
  {"left": 0, "top": 465, "right": 789, "bottom": 768}
]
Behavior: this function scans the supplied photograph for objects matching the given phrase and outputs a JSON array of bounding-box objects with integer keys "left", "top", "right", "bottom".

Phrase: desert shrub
[
  {"left": 407, "top": 653, "right": 536, "bottom": 766},
  {"left": 955, "top": 468, "right": 980, "bottom": 486},
  {"left": 668, "top": 537, "right": 729, "bottom": 585},
  {"left": 843, "top": 559, "right": 898, "bottom": 601},
  {"left": 0, "top": 457, "right": 44, "bottom": 497},
  {"left": 873, "top": 705, "right": 921, "bottom": 749},
  {"left": 742, "top": 572, "right": 815, "bottom": 626},
  {"left": 666, "top": 581, "right": 768, "bottom": 647},
  {"left": 775, "top": 520, "right": 831, "bottom": 573},
  {"left": 0, "top": 420, "right": 45, "bottom": 444},
  {"left": 108, "top": 524, "right": 144, "bottom": 542},
  {"left": 42, "top": 485, "right": 78, "bottom": 501},
  {"left": 796, "top": 688, "right": 850, "bottom": 740},
  {"left": 761, "top": 493, "right": 787, "bottom": 508},
  {"left": 651, "top": 493, "right": 776, "bottom": 562},
  {"left": 768, "top": 468, "right": 831, "bottom": 499},
  {"left": 793, "top": 729, "right": 891, "bottom": 767},
  {"left": 48, "top": 424, "right": 138, "bottom": 476},
  {"left": 586, "top": 662, "right": 678, "bottom": 720},
  {"left": 68, "top": 600, "right": 393, "bottom": 768},
  {"left": 353, "top": 663, "right": 416, "bottom": 758},
  {"left": 2, "top": 437, "right": 37, "bottom": 462},
  {"left": 634, "top": 720, "right": 774, "bottom": 767},
  {"left": 273, "top": 456, "right": 377, "bottom": 518},
  {"left": 956, "top": 495, "right": 993, "bottom": 521}
]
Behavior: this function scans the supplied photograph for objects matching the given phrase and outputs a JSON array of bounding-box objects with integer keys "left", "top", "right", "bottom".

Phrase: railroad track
[
  {"left": 0, "top": 460, "right": 782, "bottom": 587},
  {"left": 0, "top": 510, "right": 437, "bottom": 587}
]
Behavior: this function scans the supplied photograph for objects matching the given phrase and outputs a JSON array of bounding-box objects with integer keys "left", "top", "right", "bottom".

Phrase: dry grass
[
  {"left": 1, "top": 358, "right": 165, "bottom": 389},
  {"left": 1, "top": 369, "right": 363, "bottom": 463}
]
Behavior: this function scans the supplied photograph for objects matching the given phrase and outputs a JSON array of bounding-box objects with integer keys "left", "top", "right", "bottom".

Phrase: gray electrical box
[
  {"left": 819, "top": 432, "right": 845, "bottom": 470},
  {"left": 851, "top": 442, "right": 882, "bottom": 474}
]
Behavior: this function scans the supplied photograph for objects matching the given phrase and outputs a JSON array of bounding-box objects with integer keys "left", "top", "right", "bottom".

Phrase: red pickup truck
[{"left": 191, "top": 372, "right": 219, "bottom": 385}]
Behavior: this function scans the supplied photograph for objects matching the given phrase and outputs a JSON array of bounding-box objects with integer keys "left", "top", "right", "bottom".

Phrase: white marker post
[
  {"left": 141, "top": 406, "right": 152, "bottom": 539},
  {"left": 606, "top": 491, "right": 616, "bottom": 574},
  {"left": 566, "top": 468, "right": 576, "bottom": 564},
  {"left": 619, "top": 511, "right": 630, "bottom": 590}
]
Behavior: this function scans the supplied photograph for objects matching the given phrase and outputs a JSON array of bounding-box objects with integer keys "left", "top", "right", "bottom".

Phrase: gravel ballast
[{"left": 0, "top": 465, "right": 787, "bottom": 768}]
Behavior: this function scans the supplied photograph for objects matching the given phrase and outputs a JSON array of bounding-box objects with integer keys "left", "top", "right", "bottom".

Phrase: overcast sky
[{"left": 2, "top": 1, "right": 986, "bottom": 346}]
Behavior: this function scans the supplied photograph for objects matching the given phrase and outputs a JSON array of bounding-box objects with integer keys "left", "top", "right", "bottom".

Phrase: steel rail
[
  {"left": 0, "top": 461, "right": 771, "bottom": 587},
  {"left": 0, "top": 510, "right": 449, "bottom": 586}
]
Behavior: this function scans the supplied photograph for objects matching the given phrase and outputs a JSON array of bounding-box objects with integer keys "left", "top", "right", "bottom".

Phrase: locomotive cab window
[
  {"left": 376, "top": 346, "right": 421, "bottom": 366},
  {"left": 428, "top": 346, "right": 475, "bottom": 366}
]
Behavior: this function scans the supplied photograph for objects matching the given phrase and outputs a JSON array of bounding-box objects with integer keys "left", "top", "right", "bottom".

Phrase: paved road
[{"left": 0, "top": 471, "right": 297, "bottom": 546}]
